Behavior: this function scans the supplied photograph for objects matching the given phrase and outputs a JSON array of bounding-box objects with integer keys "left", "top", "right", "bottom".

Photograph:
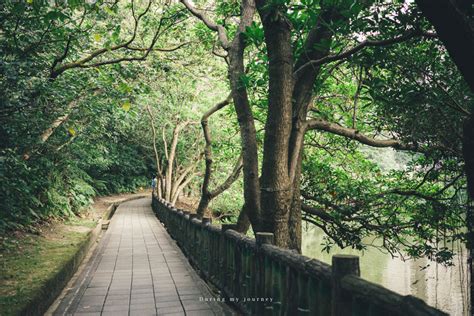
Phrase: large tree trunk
[
  {"left": 257, "top": 0, "right": 295, "bottom": 247},
  {"left": 415, "top": 0, "right": 474, "bottom": 91},
  {"left": 463, "top": 114, "right": 474, "bottom": 314},
  {"left": 415, "top": 2, "right": 474, "bottom": 313}
]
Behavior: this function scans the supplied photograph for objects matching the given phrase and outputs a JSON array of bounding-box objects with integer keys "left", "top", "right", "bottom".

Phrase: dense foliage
[
  {"left": 0, "top": 0, "right": 231, "bottom": 232},
  {"left": 1, "top": 0, "right": 473, "bottom": 268}
]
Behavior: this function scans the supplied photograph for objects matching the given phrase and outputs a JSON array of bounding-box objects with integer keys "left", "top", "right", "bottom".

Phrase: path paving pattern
[{"left": 54, "top": 198, "right": 233, "bottom": 316}]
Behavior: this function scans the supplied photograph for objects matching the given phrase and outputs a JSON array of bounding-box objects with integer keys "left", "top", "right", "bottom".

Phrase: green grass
[
  {"left": 0, "top": 218, "right": 97, "bottom": 315},
  {"left": 65, "top": 217, "right": 97, "bottom": 228}
]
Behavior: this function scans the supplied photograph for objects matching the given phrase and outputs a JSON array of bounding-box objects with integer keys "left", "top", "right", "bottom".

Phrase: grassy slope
[
  {"left": 0, "top": 191, "right": 148, "bottom": 315},
  {"left": 0, "top": 218, "right": 96, "bottom": 315}
]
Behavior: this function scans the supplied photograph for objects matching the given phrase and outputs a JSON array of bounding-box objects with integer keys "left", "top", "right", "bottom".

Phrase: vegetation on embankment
[
  {"left": 0, "top": 218, "right": 95, "bottom": 315},
  {"left": 0, "top": 193, "right": 143, "bottom": 315}
]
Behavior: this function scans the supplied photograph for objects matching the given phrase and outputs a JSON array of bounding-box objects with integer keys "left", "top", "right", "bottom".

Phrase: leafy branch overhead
[{"left": 1, "top": 0, "right": 473, "bottom": 276}]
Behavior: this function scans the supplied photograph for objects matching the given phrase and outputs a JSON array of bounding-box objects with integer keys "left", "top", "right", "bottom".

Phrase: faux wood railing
[{"left": 152, "top": 196, "right": 446, "bottom": 316}]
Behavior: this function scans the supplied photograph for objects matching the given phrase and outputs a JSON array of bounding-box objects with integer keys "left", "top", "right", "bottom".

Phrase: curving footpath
[{"left": 53, "top": 198, "right": 234, "bottom": 316}]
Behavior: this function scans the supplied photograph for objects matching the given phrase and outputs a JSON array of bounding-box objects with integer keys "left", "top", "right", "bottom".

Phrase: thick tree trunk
[
  {"left": 463, "top": 114, "right": 474, "bottom": 314},
  {"left": 415, "top": 0, "right": 474, "bottom": 91},
  {"left": 257, "top": 0, "right": 295, "bottom": 247},
  {"left": 415, "top": 2, "right": 474, "bottom": 312}
]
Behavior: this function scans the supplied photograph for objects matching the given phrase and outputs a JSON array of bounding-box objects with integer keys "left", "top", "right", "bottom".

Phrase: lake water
[{"left": 302, "top": 224, "right": 469, "bottom": 315}]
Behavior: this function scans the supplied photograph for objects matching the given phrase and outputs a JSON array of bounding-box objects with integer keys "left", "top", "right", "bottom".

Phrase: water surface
[{"left": 302, "top": 225, "right": 469, "bottom": 315}]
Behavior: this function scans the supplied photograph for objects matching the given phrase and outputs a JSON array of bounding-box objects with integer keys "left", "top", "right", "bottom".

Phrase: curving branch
[
  {"left": 294, "top": 30, "right": 437, "bottom": 77},
  {"left": 305, "top": 118, "right": 420, "bottom": 151},
  {"left": 209, "top": 154, "right": 243, "bottom": 199},
  {"left": 49, "top": 0, "right": 182, "bottom": 78},
  {"left": 127, "top": 41, "right": 191, "bottom": 52},
  {"left": 302, "top": 203, "right": 334, "bottom": 222},
  {"left": 179, "top": 0, "right": 230, "bottom": 49}
]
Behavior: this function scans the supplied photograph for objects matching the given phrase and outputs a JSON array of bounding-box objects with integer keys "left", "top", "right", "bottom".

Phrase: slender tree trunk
[
  {"left": 197, "top": 154, "right": 243, "bottom": 218},
  {"left": 164, "top": 121, "right": 189, "bottom": 201},
  {"left": 171, "top": 162, "right": 197, "bottom": 201},
  {"left": 146, "top": 105, "right": 163, "bottom": 197},
  {"left": 171, "top": 173, "right": 196, "bottom": 205},
  {"left": 235, "top": 208, "right": 251, "bottom": 233},
  {"left": 197, "top": 194, "right": 212, "bottom": 218},
  {"left": 288, "top": 152, "right": 304, "bottom": 251},
  {"left": 197, "top": 94, "right": 236, "bottom": 218},
  {"left": 179, "top": 0, "right": 260, "bottom": 231},
  {"left": 23, "top": 99, "right": 79, "bottom": 160},
  {"left": 286, "top": 6, "right": 340, "bottom": 251},
  {"left": 227, "top": 0, "right": 261, "bottom": 230}
]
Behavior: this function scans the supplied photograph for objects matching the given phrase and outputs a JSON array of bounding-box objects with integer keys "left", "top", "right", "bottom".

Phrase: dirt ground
[{"left": 175, "top": 195, "right": 199, "bottom": 213}]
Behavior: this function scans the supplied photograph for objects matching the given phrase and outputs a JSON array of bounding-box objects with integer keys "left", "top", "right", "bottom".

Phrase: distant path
[{"left": 53, "top": 198, "right": 234, "bottom": 316}]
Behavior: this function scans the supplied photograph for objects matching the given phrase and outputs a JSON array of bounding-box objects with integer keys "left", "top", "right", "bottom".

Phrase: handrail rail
[{"left": 152, "top": 196, "right": 446, "bottom": 316}]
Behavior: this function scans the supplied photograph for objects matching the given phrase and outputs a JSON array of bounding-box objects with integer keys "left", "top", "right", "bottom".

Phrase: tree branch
[
  {"left": 305, "top": 118, "right": 419, "bottom": 151},
  {"left": 49, "top": 0, "right": 166, "bottom": 78},
  {"left": 294, "top": 30, "right": 435, "bottom": 77},
  {"left": 180, "top": 0, "right": 230, "bottom": 49},
  {"left": 209, "top": 153, "right": 243, "bottom": 198}
]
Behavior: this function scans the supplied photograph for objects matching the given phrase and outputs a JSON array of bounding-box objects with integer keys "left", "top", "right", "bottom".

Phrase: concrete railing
[{"left": 152, "top": 196, "right": 446, "bottom": 316}]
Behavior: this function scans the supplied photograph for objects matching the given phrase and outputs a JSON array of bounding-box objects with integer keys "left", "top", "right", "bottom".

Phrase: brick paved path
[{"left": 54, "top": 198, "right": 233, "bottom": 316}]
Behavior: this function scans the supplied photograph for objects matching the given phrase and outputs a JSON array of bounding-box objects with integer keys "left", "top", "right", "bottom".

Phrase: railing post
[
  {"left": 201, "top": 218, "right": 211, "bottom": 276},
  {"left": 256, "top": 232, "right": 274, "bottom": 247},
  {"left": 189, "top": 214, "right": 198, "bottom": 260},
  {"left": 256, "top": 232, "right": 274, "bottom": 315},
  {"left": 221, "top": 224, "right": 237, "bottom": 297},
  {"left": 331, "top": 254, "right": 360, "bottom": 316}
]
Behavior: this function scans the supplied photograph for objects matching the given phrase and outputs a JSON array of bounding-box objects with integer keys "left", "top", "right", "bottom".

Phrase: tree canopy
[{"left": 1, "top": 0, "right": 473, "bottom": 271}]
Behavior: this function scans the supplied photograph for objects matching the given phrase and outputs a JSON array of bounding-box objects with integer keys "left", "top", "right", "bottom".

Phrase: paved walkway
[{"left": 53, "top": 198, "right": 233, "bottom": 316}]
